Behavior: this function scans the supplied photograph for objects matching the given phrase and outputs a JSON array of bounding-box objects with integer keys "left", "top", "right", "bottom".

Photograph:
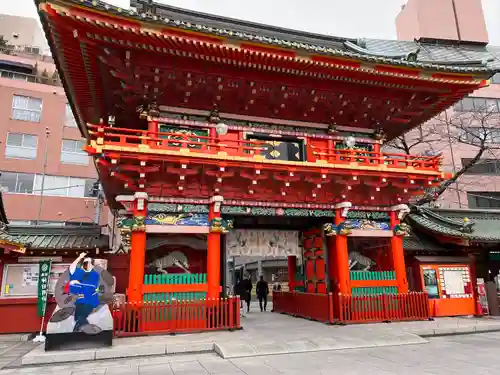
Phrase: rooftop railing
[
  {"left": 88, "top": 124, "right": 442, "bottom": 172},
  {"left": 0, "top": 69, "right": 61, "bottom": 86}
]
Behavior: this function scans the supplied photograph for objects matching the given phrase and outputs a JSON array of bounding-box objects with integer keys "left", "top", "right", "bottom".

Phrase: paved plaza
[
  {"left": 1, "top": 332, "right": 500, "bottom": 374},
  {"left": 3, "top": 305, "right": 500, "bottom": 374}
]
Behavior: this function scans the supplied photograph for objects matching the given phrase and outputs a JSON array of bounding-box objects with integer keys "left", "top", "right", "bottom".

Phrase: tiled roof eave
[
  {"left": 42, "top": 0, "right": 500, "bottom": 75},
  {"left": 409, "top": 215, "right": 500, "bottom": 242}
]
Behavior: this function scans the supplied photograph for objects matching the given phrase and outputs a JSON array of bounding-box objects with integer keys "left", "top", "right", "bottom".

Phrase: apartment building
[
  {"left": 396, "top": 0, "right": 500, "bottom": 209},
  {"left": 0, "top": 21, "right": 103, "bottom": 225}
]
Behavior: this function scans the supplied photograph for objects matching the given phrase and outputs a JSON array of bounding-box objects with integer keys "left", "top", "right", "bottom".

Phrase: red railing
[
  {"left": 273, "top": 291, "right": 333, "bottom": 323},
  {"left": 337, "top": 292, "right": 430, "bottom": 323},
  {"left": 273, "top": 291, "right": 430, "bottom": 324},
  {"left": 310, "top": 146, "right": 441, "bottom": 170},
  {"left": 87, "top": 124, "right": 441, "bottom": 172},
  {"left": 111, "top": 297, "right": 240, "bottom": 337}
]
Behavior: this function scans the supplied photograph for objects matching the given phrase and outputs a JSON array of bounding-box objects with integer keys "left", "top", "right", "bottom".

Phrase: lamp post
[{"left": 36, "top": 127, "right": 50, "bottom": 225}]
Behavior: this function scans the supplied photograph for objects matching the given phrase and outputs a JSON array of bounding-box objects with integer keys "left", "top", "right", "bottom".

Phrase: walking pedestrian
[
  {"left": 241, "top": 274, "right": 252, "bottom": 313},
  {"left": 234, "top": 278, "right": 246, "bottom": 317},
  {"left": 256, "top": 275, "right": 269, "bottom": 312}
]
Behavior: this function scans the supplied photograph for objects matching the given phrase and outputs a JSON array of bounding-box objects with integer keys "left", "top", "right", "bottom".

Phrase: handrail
[{"left": 87, "top": 124, "right": 442, "bottom": 172}]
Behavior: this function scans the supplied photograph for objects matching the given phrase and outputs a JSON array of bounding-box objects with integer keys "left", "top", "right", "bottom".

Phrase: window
[
  {"left": 467, "top": 192, "right": 500, "bottom": 209},
  {"left": 462, "top": 127, "right": 500, "bottom": 144},
  {"left": 5, "top": 133, "right": 38, "bottom": 159},
  {"left": 8, "top": 220, "right": 31, "bottom": 226},
  {"left": 462, "top": 158, "right": 500, "bottom": 175},
  {"left": 9, "top": 220, "right": 67, "bottom": 227},
  {"left": 33, "top": 175, "right": 97, "bottom": 198},
  {"left": 454, "top": 97, "right": 500, "bottom": 112},
  {"left": 60, "top": 139, "right": 89, "bottom": 165},
  {"left": 423, "top": 269, "right": 440, "bottom": 299},
  {"left": 0, "top": 172, "right": 35, "bottom": 193},
  {"left": 65, "top": 103, "right": 77, "bottom": 128},
  {"left": 492, "top": 74, "right": 500, "bottom": 84},
  {"left": 11, "top": 95, "right": 42, "bottom": 122}
]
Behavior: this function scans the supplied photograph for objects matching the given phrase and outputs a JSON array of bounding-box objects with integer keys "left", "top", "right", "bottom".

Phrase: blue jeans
[{"left": 74, "top": 303, "right": 94, "bottom": 332}]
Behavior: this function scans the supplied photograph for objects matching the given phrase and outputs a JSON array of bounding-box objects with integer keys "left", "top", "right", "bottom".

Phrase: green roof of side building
[
  {"left": 5, "top": 225, "right": 109, "bottom": 250},
  {"left": 408, "top": 207, "right": 500, "bottom": 244}
]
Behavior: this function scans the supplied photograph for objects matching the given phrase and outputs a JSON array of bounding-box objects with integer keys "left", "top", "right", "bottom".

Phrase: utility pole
[
  {"left": 36, "top": 127, "right": 50, "bottom": 225},
  {"left": 92, "top": 182, "right": 104, "bottom": 224}
]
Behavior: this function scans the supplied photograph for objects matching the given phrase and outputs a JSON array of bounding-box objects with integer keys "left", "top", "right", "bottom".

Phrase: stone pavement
[
  {"left": 3, "top": 332, "right": 500, "bottom": 374},
  {"left": 14, "top": 307, "right": 500, "bottom": 367},
  {"left": 20, "top": 311, "right": 428, "bottom": 366},
  {"left": 0, "top": 340, "right": 37, "bottom": 370}
]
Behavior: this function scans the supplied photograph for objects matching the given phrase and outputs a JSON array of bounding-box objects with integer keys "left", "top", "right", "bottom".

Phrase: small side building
[
  {"left": 0, "top": 193, "right": 110, "bottom": 334},
  {"left": 406, "top": 207, "right": 500, "bottom": 317}
]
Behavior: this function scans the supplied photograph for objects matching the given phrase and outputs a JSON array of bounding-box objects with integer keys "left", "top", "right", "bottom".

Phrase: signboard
[{"left": 37, "top": 260, "right": 52, "bottom": 317}]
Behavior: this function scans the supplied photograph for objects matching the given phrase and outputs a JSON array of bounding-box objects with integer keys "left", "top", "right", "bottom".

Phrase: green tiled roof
[
  {"left": 38, "top": 0, "right": 500, "bottom": 74},
  {"left": 403, "top": 232, "right": 449, "bottom": 252},
  {"left": 2, "top": 225, "right": 108, "bottom": 250},
  {"left": 408, "top": 207, "right": 500, "bottom": 243}
]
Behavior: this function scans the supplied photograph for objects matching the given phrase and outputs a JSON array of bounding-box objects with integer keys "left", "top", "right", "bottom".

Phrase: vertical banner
[{"left": 37, "top": 260, "right": 52, "bottom": 317}]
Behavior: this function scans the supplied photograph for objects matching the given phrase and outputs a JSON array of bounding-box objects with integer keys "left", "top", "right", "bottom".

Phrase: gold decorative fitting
[
  {"left": 132, "top": 216, "right": 146, "bottom": 232},
  {"left": 217, "top": 151, "right": 228, "bottom": 157},
  {"left": 209, "top": 217, "right": 232, "bottom": 233},
  {"left": 96, "top": 137, "right": 104, "bottom": 145}
]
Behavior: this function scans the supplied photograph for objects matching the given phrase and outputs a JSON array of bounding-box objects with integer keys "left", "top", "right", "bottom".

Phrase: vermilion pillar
[
  {"left": 148, "top": 120, "right": 158, "bottom": 146},
  {"left": 287, "top": 256, "right": 297, "bottom": 291},
  {"left": 207, "top": 196, "right": 223, "bottom": 298},
  {"left": 127, "top": 192, "right": 148, "bottom": 303},
  {"left": 390, "top": 211, "right": 409, "bottom": 293},
  {"left": 333, "top": 205, "right": 351, "bottom": 294}
]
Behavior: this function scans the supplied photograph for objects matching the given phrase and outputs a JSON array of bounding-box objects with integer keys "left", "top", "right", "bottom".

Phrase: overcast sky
[{"left": 2, "top": 0, "right": 499, "bottom": 44}]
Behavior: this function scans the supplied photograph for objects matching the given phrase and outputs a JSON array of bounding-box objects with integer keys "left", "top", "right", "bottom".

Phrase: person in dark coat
[
  {"left": 256, "top": 276, "right": 269, "bottom": 312},
  {"left": 241, "top": 275, "right": 253, "bottom": 313}
]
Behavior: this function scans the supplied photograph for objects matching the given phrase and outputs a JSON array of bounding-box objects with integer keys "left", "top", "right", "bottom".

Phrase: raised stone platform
[{"left": 16, "top": 313, "right": 500, "bottom": 366}]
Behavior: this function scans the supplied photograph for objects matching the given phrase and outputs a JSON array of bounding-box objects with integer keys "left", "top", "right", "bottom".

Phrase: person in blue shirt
[{"left": 69, "top": 252, "right": 101, "bottom": 333}]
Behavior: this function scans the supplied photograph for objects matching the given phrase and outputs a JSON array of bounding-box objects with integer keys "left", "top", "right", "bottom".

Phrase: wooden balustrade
[
  {"left": 112, "top": 297, "right": 240, "bottom": 337},
  {"left": 337, "top": 292, "right": 430, "bottom": 323},
  {"left": 272, "top": 291, "right": 430, "bottom": 324},
  {"left": 272, "top": 291, "right": 333, "bottom": 323},
  {"left": 88, "top": 124, "right": 441, "bottom": 172}
]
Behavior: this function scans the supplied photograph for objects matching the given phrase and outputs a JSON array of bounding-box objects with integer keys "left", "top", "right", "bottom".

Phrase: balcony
[
  {"left": 0, "top": 69, "right": 60, "bottom": 86},
  {"left": 87, "top": 124, "right": 447, "bottom": 206},
  {"left": 88, "top": 124, "right": 442, "bottom": 174}
]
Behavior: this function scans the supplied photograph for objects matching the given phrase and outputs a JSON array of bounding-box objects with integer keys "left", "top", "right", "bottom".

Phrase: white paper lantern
[
  {"left": 345, "top": 136, "right": 356, "bottom": 148},
  {"left": 216, "top": 123, "right": 228, "bottom": 135}
]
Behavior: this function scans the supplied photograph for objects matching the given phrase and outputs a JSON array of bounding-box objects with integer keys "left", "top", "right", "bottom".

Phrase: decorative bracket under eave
[
  {"left": 391, "top": 204, "right": 410, "bottom": 220},
  {"left": 335, "top": 201, "right": 352, "bottom": 218},
  {"left": 209, "top": 217, "right": 233, "bottom": 233},
  {"left": 323, "top": 222, "right": 352, "bottom": 236}
]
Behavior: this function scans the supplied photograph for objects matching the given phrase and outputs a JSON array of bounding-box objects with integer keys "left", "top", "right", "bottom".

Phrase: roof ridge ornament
[
  {"left": 418, "top": 207, "right": 475, "bottom": 233},
  {"left": 344, "top": 40, "right": 420, "bottom": 61}
]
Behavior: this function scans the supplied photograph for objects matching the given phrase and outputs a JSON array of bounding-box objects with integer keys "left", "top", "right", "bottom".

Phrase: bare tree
[{"left": 384, "top": 103, "right": 500, "bottom": 206}]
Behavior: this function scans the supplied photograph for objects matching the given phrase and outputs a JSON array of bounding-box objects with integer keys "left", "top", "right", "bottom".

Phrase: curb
[{"left": 418, "top": 326, "right": 500, "bottom": 338}]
